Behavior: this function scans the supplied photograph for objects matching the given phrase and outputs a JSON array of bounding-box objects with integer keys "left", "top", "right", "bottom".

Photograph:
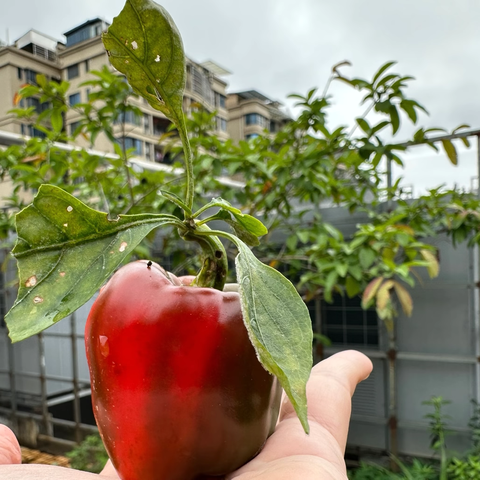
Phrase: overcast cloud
[{"left": 1, "top": 0, "right": 479, "bottom": 194}]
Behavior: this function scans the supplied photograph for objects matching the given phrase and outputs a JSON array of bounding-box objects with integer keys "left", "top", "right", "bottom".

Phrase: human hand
[{"left": 0, "top": 350, "right": 372, "bottom": 479}]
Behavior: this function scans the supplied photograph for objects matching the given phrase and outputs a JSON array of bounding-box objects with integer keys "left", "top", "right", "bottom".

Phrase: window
[
  {"left": 246, "top": 133, "right": 260, "bottom": 140},
  {"left": 144, "top": 114, "right": 151, "bottom": 134},
  {"left": 67, "top": 63, "right": 80, "bottom": 80},
  {"left": 115, "top": 111, "right": 141, "bottom": 126},
  {"left": 118, "top": 137, "right": 143, "bottom": 156},
  {"left": 154, "top": 145, "right": 172, "bottom": 165},
  {"left": 85, "top": 59, "right": 90, "bottom": 72},
  {"left": 21, "top": 124, "right": 46, "bottom": 139},
  {"left": 25, "top": 97, "right": 40, "bottom": 112},
  {"left": 190, "top": 65, "right": 214, "bottom": 105},
  {"left": 69, "top": 92, "right": 81, "bottom": 106},
  {"left": 245, "top": 113, "right": 267, "bottom": 127},
  {"left": 215, "top": 93, "right": 226, "bottom": 109},
  {"left": 66, "top": 24, "right": 103, "bottom": 47},
  {"left": 17, "top": 68, "right": 23, "bottom": 80},
  {"left": 321, "top": 294, "right": 379, "bottom": 347},
  {"left": 24, "top": 69, "right": 39, "bottom": 85},
  {"left": 217, "top": 117, "right": 227, "bottom": 132},
  {"left": 153, "top": 116, "right": 171, "bottom": 136},
  {"left": 70, "top": 121, "right": 81, "bottom": 135},
  {"left": 145, "top": 142, "right": 151, "bottom": 160}
]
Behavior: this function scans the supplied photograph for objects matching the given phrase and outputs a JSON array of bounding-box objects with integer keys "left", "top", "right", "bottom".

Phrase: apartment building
[
  {"left": 226, "top": 90, "right": 291, "bottom": 142},
  {"left": 0, "top": 18, "right": 231, "bottom": 164}
]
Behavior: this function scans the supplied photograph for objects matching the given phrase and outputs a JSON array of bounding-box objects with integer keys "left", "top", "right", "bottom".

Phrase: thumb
[{"left": 0, "top": 424, "right": 22, "bottom": 465}]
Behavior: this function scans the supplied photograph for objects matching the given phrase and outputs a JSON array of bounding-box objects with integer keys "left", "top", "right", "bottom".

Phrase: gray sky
[{"left": 1, "top": 0, "right": 479, "bottom": 194}]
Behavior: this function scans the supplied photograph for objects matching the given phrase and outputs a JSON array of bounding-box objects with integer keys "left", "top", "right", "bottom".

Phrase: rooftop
[
  {"left": 63, "top": 18, "right": 109, "bottom": 37},
  {"left": 234, "top": 90, "right": 275, "bottom": 104}
]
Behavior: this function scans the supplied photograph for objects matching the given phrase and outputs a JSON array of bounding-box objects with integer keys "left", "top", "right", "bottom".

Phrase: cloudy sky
[{"left": 1, "top": 0, "right": 479, "bottom": 194}]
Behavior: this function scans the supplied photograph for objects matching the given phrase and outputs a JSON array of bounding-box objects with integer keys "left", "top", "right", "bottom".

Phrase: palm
[
  {"left": 228, "top": 350, "right": 371, "bottom": 480},
  {"left": 0, "top": 351, "right": 371, "bottom": 480}
]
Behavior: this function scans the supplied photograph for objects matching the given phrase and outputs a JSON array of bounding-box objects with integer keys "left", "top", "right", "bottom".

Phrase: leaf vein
[{"left": 14, "top": 217, "right": 180, "bottom": 258}]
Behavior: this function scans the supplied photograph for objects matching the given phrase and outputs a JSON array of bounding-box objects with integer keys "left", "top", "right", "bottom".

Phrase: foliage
[
  {"left": 4, "top": 0, "right": 314, "bottom": 433},
  {"left": 1, "top": 50, "right": 479, "bottom": 331},
  {"left": 66, "top": 434, "right": 109, "bottom": 473},
  {"left": 468, "top": 400, "right": 480, "bottom": 452},
  {"left": 349, "top": 459, "right": 436, "bottom": 480},
  {"left": 423, "top": 396, "right": 453, "bottom": 480},
  {"left": 447, "top": 455, "right": 480, "bottom": 480},
  {"left": 349, "top": 396, "right": 480, "bottom": 480},
  {"left": 164, "top": 62, "right": 476, "bottom": 327}
]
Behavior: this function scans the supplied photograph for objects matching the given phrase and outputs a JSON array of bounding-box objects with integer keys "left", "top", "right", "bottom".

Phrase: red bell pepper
[{"left": 85, "top": 260, "right": 282, "bottom": 480}]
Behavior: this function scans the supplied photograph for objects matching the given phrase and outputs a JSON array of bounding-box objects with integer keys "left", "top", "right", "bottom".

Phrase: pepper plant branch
[
  {"left": 175, "top": 119, "right": 195, "bottom": 215},
  {"left": 182, "top": 224, "right": 227, "bottom": 291}
]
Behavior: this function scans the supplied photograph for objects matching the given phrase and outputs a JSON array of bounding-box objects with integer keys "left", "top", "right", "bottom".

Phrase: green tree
[{"left": 1, "top": 61, "right": 478, "bottom": 330}]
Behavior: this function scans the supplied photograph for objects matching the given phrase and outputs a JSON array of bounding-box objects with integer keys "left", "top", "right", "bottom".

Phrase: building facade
[
  {"left": 0, "top": 18, "right": 289, "bottom": 158},
  {"left": 0, "top": 19, "right": 236, "bottom": 161},
  {"left": 226, "top": 90, "right": 291, "bottom": 142}
]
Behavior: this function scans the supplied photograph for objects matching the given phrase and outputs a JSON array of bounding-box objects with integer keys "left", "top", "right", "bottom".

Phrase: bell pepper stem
[{"left": 182, "top": 225, "right": 228, "bottom": 290}]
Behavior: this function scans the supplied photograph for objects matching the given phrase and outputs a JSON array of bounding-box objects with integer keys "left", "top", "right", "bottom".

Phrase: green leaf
[
  {"left": 51, "top": 110, "right": 63, "bottom": 133},
  {"left": 200, "top": 198, "right": 268, "bottom": 238},
  {"left": 324, "top": 270, "right": 338, "bottom": 303},
  {"left": 224, "top": 218, "right": 260, "bottom": 247},
  {"left": 441, "top": 139, "right": 458, "bottom": 165},
  {"left": 376, "top": 100, "right": 391, "bottom": 114},
  {"left": 371, "top": 121, "right": 390, "bottom": 135},
  {"left": 356, "top": 117, "right": 371, "bottom": 134},
  {"left": 452, "top": 124, "right": 470, "bottom": 134},
  {"left": 389, "top": 104, "right": 400, "bottom": 134},
  {"left": 297, "top": 230, "right": 310, "bottom": 243},
  {"left": 102, "top": 0, "right": 187, "bottom": 134},
  {"left": 345, "top": 276, "right": 361, "bottom": 298},
  {"left": 234, "top": 239, "right": 312, "bottom": 434},
  {"left": 359, "top": 248, "right": 376, "bottom": 269},
  {"left": 286, "top": 235, "right": 298, "bottom": 251},
  {"left": 400, "top": 99, "right": 417, "bottom": 123},
  {"left": 323, "top": 222, "right": 343, "bottom": 241},
  {"left": 312, "top": 333, "right": 331, "bottom": 347},
  {"left": 6, "top": 185, "right": 182, "bottom": 343},
  {"left": 159, "top": 189, "right": 192, "bottom": 215},
  {"left": 335, "top": 263, "right": 348, "bottom": 277},
  {"left": 233, "top": 212, "right": 268, "bottom": 238},
  {"left": 373, "top": 61, "right": 397, "bottom": 85}
]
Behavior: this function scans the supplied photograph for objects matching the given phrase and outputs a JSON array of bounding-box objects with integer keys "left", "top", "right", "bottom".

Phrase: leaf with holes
[
  {"left": 6, "top": 185, "right": 182, "bottom": 342},
  {"left": 102, "top": 0, "right": 186, "bottom": 133}
]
